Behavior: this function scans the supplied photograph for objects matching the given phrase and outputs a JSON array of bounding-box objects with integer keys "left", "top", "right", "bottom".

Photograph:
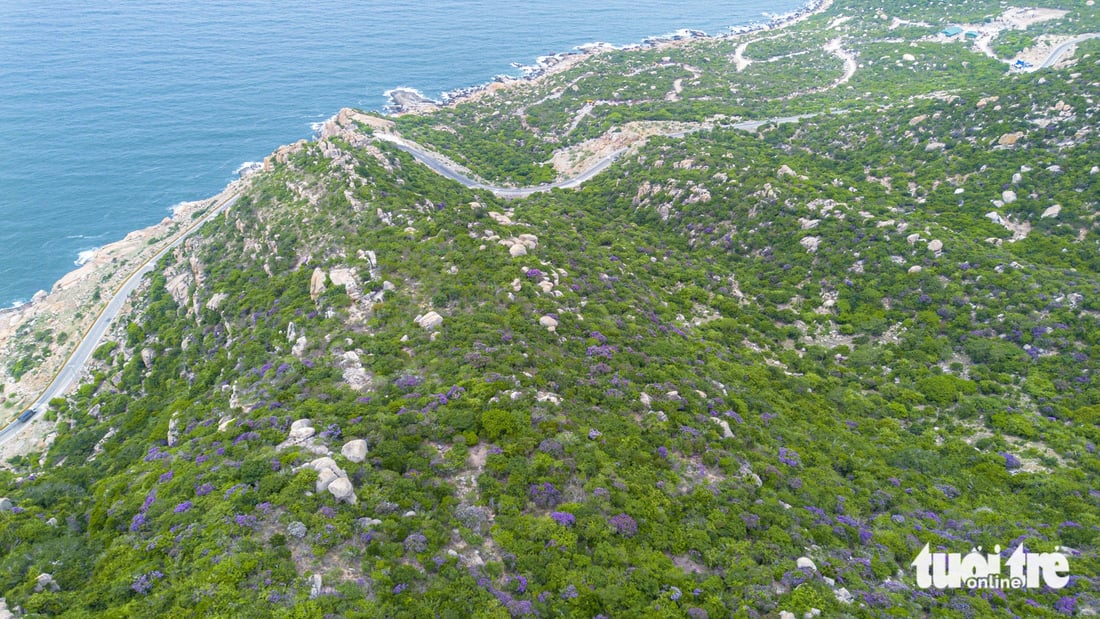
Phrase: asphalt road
[
  {"left": 0, "top": 113, "right": 813, "bottom": 447},
  {"left": 1040, "top": 33, "right": 1100, "bottom": 69},
  {"left": 382, "top": 114, "right": 812, "bottom": 199},
  {"left": 0, "top": 191, "right": 240, "bottom": 446}
]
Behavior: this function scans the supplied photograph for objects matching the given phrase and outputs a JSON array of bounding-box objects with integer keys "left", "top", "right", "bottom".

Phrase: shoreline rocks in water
[{"left": 383, "top": 0, "right": 831, "bottom": 115}]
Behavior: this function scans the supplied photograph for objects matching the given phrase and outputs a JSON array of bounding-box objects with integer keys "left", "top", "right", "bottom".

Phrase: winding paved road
[
  {"left": 378, "top": 114, "right": 811, "bottom": 199},
  {"left": 1, "top": 113, "right": 810, "bottom": 448},
  {"left": 1039, "top": 33, "right": 1100, "bottom": 69},
  {"left": 0, "top": 191, "right": 240, "bottom": 447}
]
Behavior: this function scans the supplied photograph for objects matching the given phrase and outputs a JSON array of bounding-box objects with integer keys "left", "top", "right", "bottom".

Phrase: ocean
[{"left": 0, "top": 0, "right": 805, "bottom": 306}]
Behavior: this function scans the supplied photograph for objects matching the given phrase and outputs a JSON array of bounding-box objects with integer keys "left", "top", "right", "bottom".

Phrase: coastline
[
  {"left": 384, "top": 0, "right": 833, "bottom": 114},
  {"left": 0, "top": 180, "right": 246, "bottom": 426},
  {"left": 1, "top": 0, "right": 832, "bottom": 427}
]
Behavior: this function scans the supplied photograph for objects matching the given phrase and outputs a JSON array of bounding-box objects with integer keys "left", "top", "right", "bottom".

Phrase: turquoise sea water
[{"left": 0, "top": 0, "right": 805, "bottom": 306}]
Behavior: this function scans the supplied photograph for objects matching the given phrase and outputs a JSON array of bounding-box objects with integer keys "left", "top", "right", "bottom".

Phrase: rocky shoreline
[{"left": 384, "top": 0, "right": 832, "bottom": 115}]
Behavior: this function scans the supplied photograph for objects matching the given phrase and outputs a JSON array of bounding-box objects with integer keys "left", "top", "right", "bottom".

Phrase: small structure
[
  {"left": 965, "top": 31, "right": 979, "bottom": 39},
  {"left": 942, "top": 26, "right": 964, "bottom": 37}
]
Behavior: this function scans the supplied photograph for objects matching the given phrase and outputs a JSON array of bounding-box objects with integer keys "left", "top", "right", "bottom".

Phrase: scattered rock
[
  {"left": 287, "top": 521, "right": 307, "bottom": 538},
  {"left": 509, "top": 243, "right": 528, "bottom": 257},
  {"left": 777, "top": 164, "right": 797, "bottom": 177},
  {"left": 906, "top": 233, "right": 921, "bottom": 245},
  {"left": 640, "top": 393, "right": 652, "bottom": 408},
  {"left": 140, "top": 348, "right": 156, "bottom": 369},
  {"left": 536, "top": 391, "right": 562, "bottom": 404},
  {"left": 34, "top": 573, "right": 59, "bottom": 593},
  {"left": 835, "top": 587, "right": 854, "bottom": 604},
  {"left": 288, "top": 419, "right": 315, "bottom": 441},
  {"left": 710, "top": 417, "right": 734, "bottom": 439},
  {"left": 908, "top": 114, "right": 927, "bottom": 126},
  {"left": 908, "top": 265, "right": 922, "bottom": 274},
  {"left": 796, "top": 557, "right": 817, "bottom": 571},
  {"left": 998, "top": 132, "right": 1024, "bottom": 146},
  {"left": 1012, "top": 172, "right": 1023, "bottom": 184},
  {"left": 167, "top": 413, "right": 179, "bottom": 447},
  {"left": 327, "top": 477, "right": 357, "bottom": 504},
  {"left": 415, "top": 311, "right": 444, "bottom": 330},
  {"left": 309, "top": 268, "right": 327, "bottom": 300},
  {"left": 539, "top": 315, "right": 558, "bottom": 332},
  {"left": 309, "top": 574, "right": 323, "bottom": 599},
  {"left": 1002, "top": 190, "right": 1017, "bottom": 204},
  {"left": 1040, "top": 204, "right": 1062, "bottom": 219},
  {"left": 928, "top": 239, "right": 943, "bottom": 253},
  {"left": 800, "top": 236, "right": 821, "bottom": 253},
  {"left": 902, "top": 53, "right": 916, "bottom": 62},
  {"left": 1091, "top": 166, "right": 1099, "bottom": 175},
  {"left": 341, "top": 439, "right": 368, "bottom": 463}
]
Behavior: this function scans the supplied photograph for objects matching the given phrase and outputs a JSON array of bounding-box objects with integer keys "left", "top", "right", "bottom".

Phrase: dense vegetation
[{"left": 1, "top": 0, "right": 1098, "bottom": 617}]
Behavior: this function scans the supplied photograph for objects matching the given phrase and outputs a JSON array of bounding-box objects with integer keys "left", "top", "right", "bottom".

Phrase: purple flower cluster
[
  {"left": 585, "top": 344, "right": 616, "bottom": 358},
  {"left": 158, "top": 470, "right": 175, "bottom": 484},
  {"left": 778, "top": 447, "right": 801, "bottom": 468},
  {"left": 608, "top": 513, "right": 638, "bottom": 537},
  {"left": 1000, "top": 451, "right": 1022, "bottom": 470},
  {"left": 394, "top": 374, "right": 423, "bottom": 390},
  {"left": 173, "top": 501, "right": 192, "bottom": 513},
  {"left": 525, "top": 268, "right": 544, "bottom": 279},
  {"left": 195, "top": 483, "right": 213, "bottom": 497},
  {"left": 144, "top": 446, "right": 170, "bottom": 462},
  {"left": 131, "top": 570, "right": 164, "bottom": 594},
  {"left": 529, "top": 482, "right": 561, "bottom": 508},
  {"left": 550, "top": 511, "right": 575, "bottom": 527}
]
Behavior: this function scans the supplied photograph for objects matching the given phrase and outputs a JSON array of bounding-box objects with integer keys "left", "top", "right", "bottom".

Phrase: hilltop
[{"left": 1, "top": 0, "right": 1099, "bottom": 617}]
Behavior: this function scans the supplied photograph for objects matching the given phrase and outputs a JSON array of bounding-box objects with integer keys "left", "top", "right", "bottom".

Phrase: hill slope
[{"left": 2, "top": 0, "right": 1099, "bottom": 616}]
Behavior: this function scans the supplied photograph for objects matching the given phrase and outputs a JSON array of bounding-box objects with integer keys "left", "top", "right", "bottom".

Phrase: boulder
[
  {"left": 539, "top": 315, "right": 558, "bottom": 331},
  {"left": 309, "top": 268, "right": 327, "bottom": 300},
  {"left": 710, "top": 417, "right": 735, "bottom": 439},
  {"left": 509, "top": 243, "right": 527, "bottom": 257},
  {"left": 902, "top": 53, "right": 916, "bottom": 62},
  {"left": 835, "top": 587, "right": 854, "bottom": 604},
  {"left": 287, "top": 521, "right": 307, "bottom": 538},
  {"left": 800, "top": 236, "right": 821, "bottom": 253},
  {"left": 316, "top": 468, "right": 339, "bottom": 493},
  {"left": 308, "top": 574, "right": 323, "bottom": 599},
  {"left": 796, "top": 557, "right": 817, "bottom": 571},
  {"left": 327, "top": 477, "right": 357, "bottom": 504},
  {"left": 928, "top": 239, "right": 943, "bottom": 253},
  {"left": 34, "top": 573, "right": 59, "bottom": 593},
  {"left": 0, "top": 497, "right": 14, "bottom": 512},
  {"left": 288, "top": 419, "right": 315, "bottom": 441},
  {"left": 777, "top": 164, "right": 797, "bottom": 177},
  {"left": 1002, "top": 190, "right": 1017, "bottom": 204},
  {"left": 908, "top": 265, "right": 922, "bottom": 274},
  {"left": 998, "top": 132, "right": 1024, "bottom": 146},
  {"left": 415, "top": 311, "right": 443, "bottom": 330},
  {"left": 341, "top": 439, "right": 368, "bottom": 463},
  {"left": 1040, "top": 204, "right": 1061, "bottom": 219}
]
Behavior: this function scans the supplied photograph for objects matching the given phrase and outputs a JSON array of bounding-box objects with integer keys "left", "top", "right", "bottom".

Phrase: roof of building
[{"left": 942, "top": 26, "right": 964, "bottom": 36}]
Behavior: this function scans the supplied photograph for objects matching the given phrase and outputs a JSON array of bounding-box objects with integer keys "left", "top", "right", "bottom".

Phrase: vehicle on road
[{"left": 18, "top": 408, "right": 36, "bottom": 423}]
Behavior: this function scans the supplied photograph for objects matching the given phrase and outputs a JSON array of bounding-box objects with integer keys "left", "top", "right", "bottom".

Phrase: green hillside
[{"left": 2, "top": 1, "right": 1099, "bottom": 617}]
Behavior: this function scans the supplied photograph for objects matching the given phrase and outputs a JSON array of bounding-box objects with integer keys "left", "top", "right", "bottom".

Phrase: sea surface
[{"left": 0, "top": 0, "right": 805, "bottom": 306}]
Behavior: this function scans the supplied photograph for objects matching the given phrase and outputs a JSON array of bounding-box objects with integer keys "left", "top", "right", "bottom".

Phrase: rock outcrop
[{"left": 341, "top": 439, "right": 368, "bottom": 463}]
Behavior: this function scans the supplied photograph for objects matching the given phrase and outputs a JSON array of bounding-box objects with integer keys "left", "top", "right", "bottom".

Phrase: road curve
[
  {"left": 0, "top": 191, "right": 240, "bottom": 447},
  {"left": 0, "top": 113, "right": 813, "bottom": 447},
  {"left": 380, "top": 114, "right": 812, "bottom": 199},
  {"left": 1040, "top": 33, "right": 1100, "bottom": 69}
]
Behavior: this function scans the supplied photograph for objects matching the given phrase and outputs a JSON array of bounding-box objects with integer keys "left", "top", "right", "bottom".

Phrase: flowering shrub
[
  {"left": 550, "top": 511, "right": 575, "bottom": 527},
  {"left": 608, "top": 513, "right": 637, "bottom": 537}
]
